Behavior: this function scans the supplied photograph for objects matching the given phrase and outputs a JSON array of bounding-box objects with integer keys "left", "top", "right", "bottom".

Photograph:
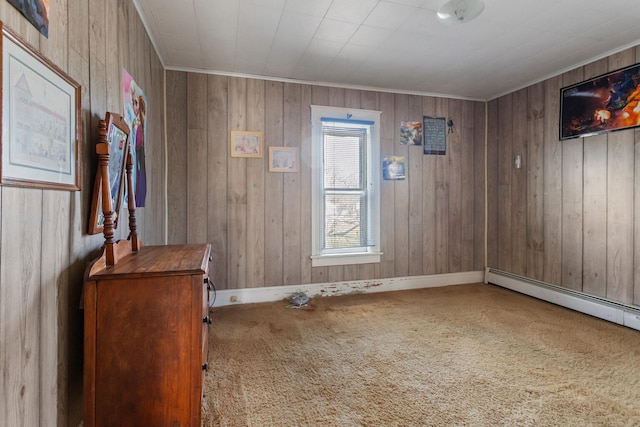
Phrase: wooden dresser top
[{"left": 88, "top": 243, "right": 211, "bottom": 280}]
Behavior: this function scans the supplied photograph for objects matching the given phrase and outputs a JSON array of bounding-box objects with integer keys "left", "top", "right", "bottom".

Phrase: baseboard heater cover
[{"left": 485, "top": 268, "right": 640, "bottom": 332}]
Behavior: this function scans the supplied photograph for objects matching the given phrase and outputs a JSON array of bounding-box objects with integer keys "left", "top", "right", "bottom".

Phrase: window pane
[
  {"left": 324, "top": 193, "right": 364, "bottom": 249},
  {"left": 323, "top": 132, "right": 363, "bottom": 189}
]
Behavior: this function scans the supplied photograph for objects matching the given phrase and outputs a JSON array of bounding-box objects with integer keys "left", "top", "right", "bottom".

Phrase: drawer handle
[{"left": 203, "top": 316, "right": 212, "bottom": 324}]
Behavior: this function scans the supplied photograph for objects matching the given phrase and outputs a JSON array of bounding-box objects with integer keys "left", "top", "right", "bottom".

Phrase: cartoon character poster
[
  {"left": 122, "top": 69, "right": 147, "bottom": 207},
  {"left": 8, "top": 0, "right": 49, "bottom": 37}
]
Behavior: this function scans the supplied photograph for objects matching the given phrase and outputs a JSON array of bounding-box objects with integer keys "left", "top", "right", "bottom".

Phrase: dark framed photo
[
  {"left": 560, "top": 63, "right": 640, "bottom": 140},
  {"left": 1, "top": 22, "right": 82, "bottom": 190}
]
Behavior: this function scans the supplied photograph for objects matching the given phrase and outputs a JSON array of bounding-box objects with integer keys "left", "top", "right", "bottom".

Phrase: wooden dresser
[{"left": 83, "top": 242, "right": 212, "bottom": 426}]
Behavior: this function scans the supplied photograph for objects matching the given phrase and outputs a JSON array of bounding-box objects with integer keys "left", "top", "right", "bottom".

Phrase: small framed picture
[
  {"left": 269, "top": 147, "right": 298, "bottom": 172},
  {"left": 230, "top": 130, "right": 263, "bottom": 158}
]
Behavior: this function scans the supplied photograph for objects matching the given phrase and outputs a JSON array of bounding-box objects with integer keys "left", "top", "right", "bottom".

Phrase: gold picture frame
[
  {"left": 230, "top": 130, "right": 263, "bottom": 158},
  {"left": 269, "top": 146, "right": 298, "bottom": 173},
  {"left": 0, "top": 21, "right": 82, "bottom": 190}
]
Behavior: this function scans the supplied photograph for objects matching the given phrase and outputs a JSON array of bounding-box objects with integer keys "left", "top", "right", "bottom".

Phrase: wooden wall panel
[
  {"left": 434, "top": 97, "right": 450, "bottom": 274},
  {"left": 380, "top": 92, "right": 396, "bottom": 278},
  {"left": 207, "top": 75, "right": 229, "bottom": 290},
  {"left": 542, "top": 76, "right": 562, "bottom": 285},
  {"left": 511, "top": 89, "right": 527, "bottom": 277},
  {"left": 0, "top": 3, "right": 166, "bottom": 426},
  {"left": 527, "top": 83, "right": 544, "bottom": 280},
  {"left": 561, "top": 69, "right": 584, "bottom": 291},
  {"left": 394, "top": 95, "right": 410, "bottom": 277},
  {"left": 283, "top": 83, "right": 302, "bottom": 285},
  {"left": 246, "top": 79, "right": 266, "bottom": 289},
  {"left": 167, "top": 71, "right": 188, "bottom": 244},
  {"left": 497, "top": 94, "right": 513, "bottom": 272},
  {"left": 581, "top": 58, "right": 609, "bottom": 298},
  {"left": 422, "top": 96, "right": 437, "bottom": 276},
  {"left": 486, "top": 99, "right": 499, "bottom": 268},
  {"left": 1, "top": 189, "right": 42, "bottom": 427},
  {"left": 488, "top": 45, "right": 640, "bottom": 310},
  {"left": 447, "top": 99, "right": 463, "bottom": 272},
  {"left": 167, "top": 74, "right": 486, "bottom": 291},
  {"left": 264, "top": 82, "right": 285, "bottom": 287},
  {"left": 408, "top": 95, "right": 424, "bottom": 276}
]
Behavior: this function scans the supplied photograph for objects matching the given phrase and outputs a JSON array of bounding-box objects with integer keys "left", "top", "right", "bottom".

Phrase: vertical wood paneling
[
  {"left": 542, "top": 76, "right": 562, "bottom": 285},
  {"left": 511, "top": 89, "right": 528, "bottom": 276},
  {"left": 460, "top": 100, "right": 475, "bottom": 271},
  {"left": 167, "top": 71, "right": 188, "bottom": 244},
  {"left": 187, "top": 74, "right": 209, "bottom": 244},
  {"left": 1, "top": 188, "right": 42, "bottom": 427},
  {"left": 40, "top": 192, "right": 70, "bottom": 427},
  {"left": 473, "top": 101, "right": 486, "bottom": 271},
  {"left": 607, "top": 129, "right": 635, "bottom": 303},
  {"left": 527, "top": 83, "right": 545, "bottom": 280},
  {"left": 435, "top": 97, "right": 450, "bottom": 274},
  {"left": 561, "top": 69, "right": 584, "bottom": 291},
  {"left": 207, "top": 75, "right": 229, "bottom": 289},
  {"left": 283, "top": 83, "right": 302, "bottom": 285},
  {"left": 408, "top": 95, "right": 424, "bottom": 276},
  {"left": 422, "top": 96, "right": 437, "bottom": 275},
  {"left": 448, "top": 99, "right": 463, "bottom": 272},
  {"left": 394, "top": 94, "right": 410, "bottom": 277},
  {"left": 170, "top": 77, "right": 484, "bottom": 293},
  {"left": 1, "top": 3, "right": 166, "bottom": 426},
  {"left": 581, "top": 59, "right": 609, "bottom": 297},
  {"left": 606, "top": 50, "right": 635, "bottom": 304},
  {"left": 228, "top": 78, "right": 248, "bottom": 288},
  {"left": 380, "top": 92, "right": 396, "bottom": 278},
  {"left": 486, "top": 99, "right": 499, "bottom": 268},
  {"left": 497, "top": 94, "right": 513, "bottom": 272},
  {"left": 246, "top": 79, "right": 266, "bottom": 288},
  {"left": 264, "top": 82, "right": 284, "bottom": 286}
]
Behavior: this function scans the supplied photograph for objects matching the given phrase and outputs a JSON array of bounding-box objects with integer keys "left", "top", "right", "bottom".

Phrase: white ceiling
[{"left": 134, "top": 0, "right": 640, "bottom": 101}]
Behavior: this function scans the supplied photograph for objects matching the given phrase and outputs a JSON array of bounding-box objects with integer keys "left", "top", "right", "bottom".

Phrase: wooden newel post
[
  {"left": 97, "top": 119, "right": 116, "bottom": 265},
  {"left": 126, "top": 151, "right": 140, "bottom": 251}
]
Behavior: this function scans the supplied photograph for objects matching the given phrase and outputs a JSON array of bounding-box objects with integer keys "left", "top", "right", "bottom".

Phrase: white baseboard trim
[
  {"left": 211, "top": 271, "right": 484, "bottom": 307},
  {"left": 485, "top": 268, "right": 640, "bottom": 332}
]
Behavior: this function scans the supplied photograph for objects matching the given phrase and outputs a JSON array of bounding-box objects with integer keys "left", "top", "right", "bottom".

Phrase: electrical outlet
[{"left": 230, "top": 295, "right": 238, "bottom": 303}]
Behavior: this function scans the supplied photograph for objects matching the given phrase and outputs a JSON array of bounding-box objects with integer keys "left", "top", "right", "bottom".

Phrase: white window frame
[{"left": 310, "top": 105, "right": 382, "bottom": 267}]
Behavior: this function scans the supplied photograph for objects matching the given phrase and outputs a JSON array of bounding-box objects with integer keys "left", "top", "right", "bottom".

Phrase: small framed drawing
[
  {"left": 1, "top": 21, "right": 82, "bottom": 190},
  {"left": 230, "top": 130, "right": 263, "bottom": 158},
  {"left": 88, "top": 113, "right": 130, "bottom": 235},
  {"left": 269, "top": 146, "right": 298, "bottom": 172}
]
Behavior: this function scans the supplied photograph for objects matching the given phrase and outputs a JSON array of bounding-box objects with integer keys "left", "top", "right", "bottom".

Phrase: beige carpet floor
[{"left": 202, "top": 283, "right": 640, "bottom": 426}]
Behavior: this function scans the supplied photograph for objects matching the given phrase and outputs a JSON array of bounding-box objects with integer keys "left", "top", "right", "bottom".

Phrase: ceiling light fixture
[{"left": 437, "top": 0, "right": 485, "bottom": 25}]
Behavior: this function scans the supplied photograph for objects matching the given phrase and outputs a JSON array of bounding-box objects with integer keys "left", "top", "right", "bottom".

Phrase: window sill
[{"left": 310, "top": 252, "right": 382, "bottom": 267}]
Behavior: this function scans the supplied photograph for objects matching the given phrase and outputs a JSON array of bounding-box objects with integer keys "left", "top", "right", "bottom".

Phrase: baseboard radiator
[{"left": 485, "top": 268, "right": 640, "bottom": 332}]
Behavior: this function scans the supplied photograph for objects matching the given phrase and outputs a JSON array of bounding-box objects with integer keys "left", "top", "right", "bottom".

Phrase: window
[{"left": 310, "top": 105, "right": 381, "bottom": 267}]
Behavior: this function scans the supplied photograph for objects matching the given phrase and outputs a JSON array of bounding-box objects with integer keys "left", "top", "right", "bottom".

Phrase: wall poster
[{"left": 122, "top": 68, "right": 147, "bottom": 207}]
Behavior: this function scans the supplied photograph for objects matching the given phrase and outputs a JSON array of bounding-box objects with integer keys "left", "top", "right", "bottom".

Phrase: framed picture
[
  {"left": 423, "top": 116, "right": 446, "bottom": 155},
  {"left": 561, "top": 62, "right": 640, "bottom": 140},
  {"left": 88, "top": 113, "right": 130, "bottom": 235},
  {"left": 230, "top": 130, "right": 263, "bottom": 158},
  {"left": 269, "top": 146, "right": 298, "bottom": 172},
  {"left": 382, "top": 156, "right": 406, "bottom": 180},
  {"left": 1, "top": 22, "right": 82, "bottom": 190}
]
